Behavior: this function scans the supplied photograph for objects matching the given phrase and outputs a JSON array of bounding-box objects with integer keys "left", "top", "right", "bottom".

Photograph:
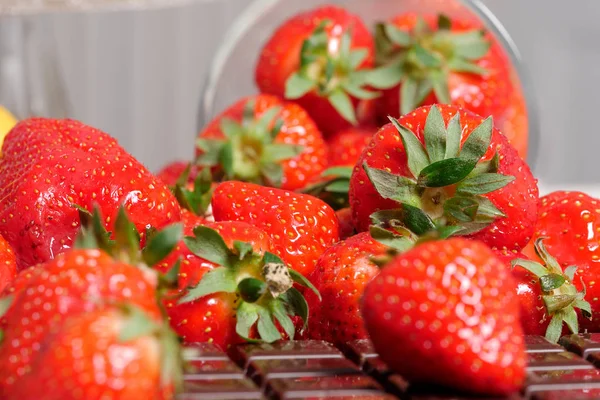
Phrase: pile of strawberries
[{"left": 0, "top": 4, "right": 595, "bottom": 400}]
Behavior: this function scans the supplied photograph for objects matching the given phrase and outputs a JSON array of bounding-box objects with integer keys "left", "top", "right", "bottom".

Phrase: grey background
[{"left": 0, "top": 0, "right": 597, "bottom": 194}]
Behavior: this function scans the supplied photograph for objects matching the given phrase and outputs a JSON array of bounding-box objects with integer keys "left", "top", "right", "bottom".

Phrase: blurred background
[{"left": 0, "top": 0, "right": 596, "bottom": 194}]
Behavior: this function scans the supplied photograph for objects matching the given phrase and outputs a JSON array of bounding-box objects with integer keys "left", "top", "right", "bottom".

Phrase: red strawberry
[
  {"left": 336, "top": 207, "right": 356, "bottom": 240},
  {"left": 255, "top": 5, "right": 377, "bottom": 135},
  {"left": 0, "top": 118, "right": 181, "bottom": 270},
  {"left": 370, "top": 14, "right": 518, "bottom": 135},
  {"left": 0, "top": 207, "right": 182, "bottom": 395},
  {"left": 504, "top": 239, "right": 591, "bottom": 342},
  {"left": 305, "top": 232, "right": 387, "bottom": 345},
  {"left": 7, "top": 304, "right": 180, "bottom": 400},
  {"left": 196, "top": 95, "right": 327, "bottom": 191},
  {"left": 361, "top": 238, "right": 526, "bottom": 395},
  {"left": 211, "top": 181, "right": 339, "bottom": 276},
  {"left": 521, "top": 191, "right": 600, "bottom": 332},
  {"left": 0, "top": 234, "right": 16, "bottom": 293},
  {"left": 156, "top": 160, "right": 200, "bottom": 187},
  {"left": 164, "top": 222, "right": 318, "bottom": 350},
  {"left": 349, "top": 104, "right": 538, "bottom": 252},
  {"left": 327, "top": 126, "right": 375, "bottom": 168},
  {"left": 497, "top": 85, "right": 529, "bottom": 160}
]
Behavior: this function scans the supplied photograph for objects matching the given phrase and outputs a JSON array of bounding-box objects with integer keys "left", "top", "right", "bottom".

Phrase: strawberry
[
  {"left": 0, "top": 118, "right": 181, "bottom": 270},
  {"left": 164, "top": 222, "right": 319, "bottom": 349},
  {"left": 327, "top": 126, "right": 375, "bottom": 168},
  {"left": 521, "top": 191, "right": 600, "bottom": 332},
  {"left": 507, "top": 238, "right": 591, "bottom": 342},
  {"left": 349, "top": 104, "right": 538, "bottom": 252},
  {"left": 336, "top": 207, "right": 355, "bottom": 240},
  {"left": 7, "top": 304, "right": 181, "bottom": 400},
  {"left": 305, "top": 232, "right": 387, "bottom": 345},
  {"left": 0, "top": 234, "right": 16, "bottom": 293},
  {"left": 211, "top": 181, "right": 339, "bottom": 276},
  {"left": 361, "top": 238, "right": 526, "bottom": 395},
  {"left": 369, "top": 13, "right": 519, "bottom": 139},
  {"left": 0, "top": 207, "right": 182, "bottom": 395},
  {"left": 196, "top": 95, "right": 327, "bottom": 191},
  {"left": 255, "top": 5, "right": 378, "bottom": 135},
  {"left": 497, "top": 86, "right": 529, "bottom": 160}
]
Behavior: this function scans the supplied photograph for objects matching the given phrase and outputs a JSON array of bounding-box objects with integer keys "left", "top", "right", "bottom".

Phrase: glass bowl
[{"left": 200, "top": 0, "right": 540, "bottom": 170}]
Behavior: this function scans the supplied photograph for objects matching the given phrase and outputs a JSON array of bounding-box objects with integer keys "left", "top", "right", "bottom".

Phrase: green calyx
[
  {"left": 73, "top": 204, "right": 183, "bottom": 269},
  {"left": 300, "top": 166, "right": 353, "bottom": 210},
  {"left": 196, "top": 100, "right": 304, "bottom": 188},
  {"left": 117, "top": 303, "right": 184, "bottom": 394},
  {"left": 363, "top": 105, "right": 514, "bottom": 237},
  {"left": 368, "top": 14, "right": 491, "bottom": 115},
  {"left": 511, "top": 237, "right": 592, "bottom": 343},
  {"left": 284, "top": 20, "right": 379, "bottom": 125},
  {"left": 179, "top": 226, "right": 320, "bottom": 343},
  {"left": 170, "top": 164, "right": 214, "bottom": 218}
]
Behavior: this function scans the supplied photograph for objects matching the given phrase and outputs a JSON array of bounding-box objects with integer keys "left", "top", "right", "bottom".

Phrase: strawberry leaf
[
  {"left": 263, "top": 143, "right": 304, "bottom": 163},
  {"left": 219, "top": 141, "right": 235, "bottom": 179},
  {"left": 261, "top": 163, "right": 284, "bottom": 188},
  {"left": 254, "top": 106, "right": 282, "bottom": 139},
  {"left": 369, "top": 225, "right": 414, "bottom": 253},
  {"left": 448, "top": 58, "right": 488, "bottom": 75},
  {"left": 365, "top": 63, "right": 404, "bottom": 89},
  {"left": 437, "top": 14, "right": 452, "bottom": 30},
  {"left": 540, "top": 273, "right": 567, "bottom": 292},
  {"left": 233, "top": 241, "right": 253, "bottom": 260},
  {"left": 575, "top": 299, "right": 592, "bottom": 319},
  {"left": 451, "top": 30, "right": 491, "bottom": 60},
  {"left": 445, "top": 113, "right": 462, "bottom": 159},
  {"left": 414, "top": 44, "right": 441, "bottom": 68},
  {"left": 424, "top": 105, "right": 447, "bottom": 163},
  {"left": 384, "top": 23, "right": 412, "bottom": 47},
  {"left": 459, "top": 116, "right": 493, "bottom": 163},
  {"left": 400, "top": 77, "right": 418, "bottom": 116},
  {"left": 511, "top": 258, "right": 549, "bottom": 278},
  {"left": 114, "top": 207, "right": 141, "bottom": 263},
  {"left": 431, "top": 71, "right": 451, "bottom": 104},
  {"left": 236, "top": 302, "right": 260, "bottom": 341},
  {"left": 475, "top": 196, "right": 505, "bottom": 218},
  {"left": 179, "top": 267, "right": 237, "bottom": 304},
  {"left": 389, "top": 117, "right": 430, "bottom": 178},
  {"left": 184, "top": 226, "right": 235, "bottom": 268},
  {"left": 271, "top": 300, "right": 295, "bottom": 340},
  {"left": 546, "top": 313, "right": 564, "bottom": 343},
  {"left": 257, "top": 307, "right": 282, "bottom": 343},
  {"left": 363, "top": 163, "right": 419, "bottom": 206},
  {"left": 456, "top": 173, "right": 515, "bottom": 195},
  {"left": 286, "top": 73, "right": 316, "bottom": 99},
  {"left": 142, "top": 223, "right": 183, "bottom": 267},
  {"left": 348, "top": 48, "right": 369, "bottom": 69},
  {"left": 328, "top": 89, "right": 357, "bottom": 125},
  {"left": 322, "top": 166, "right": 353, "bottom": 179},
  {"left": 564, "top": 266, "right": 578, "bottom": 282},
  {"left": 279, "top": 287, "right": 309, "bottom": 332},
  {"left": 196, "top": 139, "right": 225, "bottom": 166},
  {"left": 288, "top": 268, "right": 320, "bottom": 300},
  {"left": 0, "top": 295, "right": 13, "bottom": 318},
  {"left": 417, "top": 158, "right": 476, "bottom": 188},
  {"left": 119, "top": 305, "right": 159, "bottom": 342},
  {"left": 401, "top": 204, "right": 437, "bottom": 235},
  {"left": 563, "top": 307, "right": 579, "bottom": 336},
  {"left": 444, "top": 196, "right": 479, "bottom": 222},
  {"left": 220, "top": 118, "right": 245, "bottom": 139},
  {"left": 238, "top": 278, "right": 267, "bottom": 303}
]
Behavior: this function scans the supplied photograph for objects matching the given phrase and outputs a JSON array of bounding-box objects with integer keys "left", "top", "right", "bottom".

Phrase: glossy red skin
[
  {"left": 8, "top": 306, "right": 171, "bottom": 400},
  {"left": 494, "top": 249, "right": 548, "bottom": 336},
  {"left": 349, "top": 104, "right": 539, "bottom": 252},
  {"left": 327, "top": 126, "right": 375, "bottom": 168},
  {"left": 377, "top": 14, "right": 512, "bottom": 121},
  {"left": 0, "top": 235, "right": 16, "bottom": 293},
  {"left": 522, "top": 191, "right": 600, "bottom": 331},
  {"left": 163, "top": 221, "right": 272, "bottom": 349},
  {"left": 0, "top": 249, "right": 160, "bottom": 394},
  {"left": 497, "top": 85, "right": 528, "bottom": 160},
  {"left": 305, "top": 232, "right": 386, "bottom": 345},
  {"left": 211, "top": 181, "right": 340, "bottom": 276},
  {"left": 255, "top": 5, "right": 376, "bottom": 135},
  {"left": 155, "top": 161, "right": 199, "bottom": 187},
  {"left": 0, "top": 118, "right": 181, "bottom": 271},
  {"left": 197, "top": 95, "right": 328, "bottom": 191},
  {"left": 362, "top": 238, "right": 526, "bottom": 395},
  {"left": 335, "top": 207, "right": 355, "bottom": 240}
]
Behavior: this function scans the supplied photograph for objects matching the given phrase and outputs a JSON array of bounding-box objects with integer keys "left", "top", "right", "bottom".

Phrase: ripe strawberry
[
  {"left": 521, "top": 191, "right": 600, "bottom": 332},
  {"left": 0, "top": 118, "right": 181, "bottom": 270},
  {"left": 507, "top": 238, "right": 591, "bottom": 342},
  {"left": 349, "top": 104, "right": 538, "bottom": 252},
  {"left": 0, "top": 207, "right": 182, "bottom": 395},
  {"left": 164, "top": 222, "right": 318, "bottom": 349},
  {"left": 327, "top": 126, "right": 375, "bottom": 168},
  {"left": 7, "top": 305, "right": 181, "bottom": 400},
  {"left": 369, "top": 14, "right": 521, "bottom": 142},
  {"left": 305, "top": 232, "right": 387, "bottom": 345},
  {"left": 255, "top": 5, "right": 378, "bottom": 135},
  {"left": 196, "top": 95, "right": 327, "bottom": 191},
  {"left": 361, "top": 238, "right": 526, "bottom": 395},
  {"left": 497, "top": 86, "right": 529, "bottom": 160},
  {"left": 211, "top": 181, "right": 339, "bottom": 276},
  {"left": 0, "top": 234, "right": 16, "bottom": 293},
  {"left": 336, "top": 207, "right": 355, "bottom": 240}
]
